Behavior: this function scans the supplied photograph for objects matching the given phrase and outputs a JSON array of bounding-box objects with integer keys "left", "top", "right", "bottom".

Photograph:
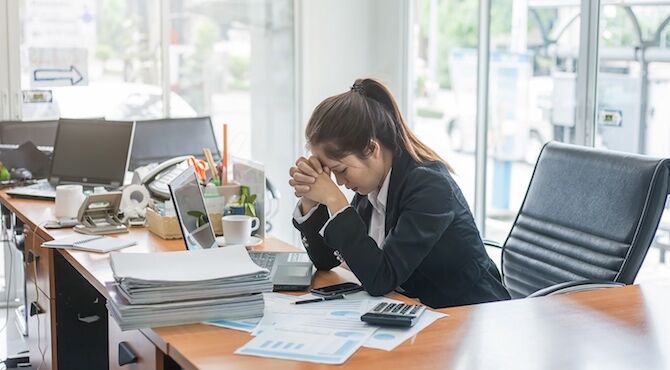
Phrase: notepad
[{"left": 42, "top": 235, "right": 136, "bottom": 253}]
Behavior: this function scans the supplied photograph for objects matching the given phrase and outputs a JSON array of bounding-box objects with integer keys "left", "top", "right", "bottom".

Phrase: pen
[{"left": 292, "top": 294, "right": 346, "bottom": 305}]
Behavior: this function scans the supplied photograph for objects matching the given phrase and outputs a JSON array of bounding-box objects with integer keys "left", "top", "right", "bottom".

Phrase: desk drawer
[
  {"left": 25, "top": 229, "right": 55, "bottom": 298},
  {"left": 27, "top": 286, "right": 56, "bottom": 370},
  {"left": 109, "top": 314, "right": 164, "bottom": 370}
]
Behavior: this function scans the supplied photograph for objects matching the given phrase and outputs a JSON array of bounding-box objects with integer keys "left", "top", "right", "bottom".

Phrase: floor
[{"left": 0, "top": 306, "right": 30, "bottom": 369}]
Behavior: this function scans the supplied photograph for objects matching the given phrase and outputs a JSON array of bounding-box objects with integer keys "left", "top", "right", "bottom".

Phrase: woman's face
[{"left": 311, "top": 145, "right": 386, "bottom": 195}]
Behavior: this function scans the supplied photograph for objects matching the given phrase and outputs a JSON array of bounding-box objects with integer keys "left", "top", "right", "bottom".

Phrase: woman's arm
[
  {"left": 322, "top": 167, "right": 455, "bottom": 295},
  {"left": 293, "top": 203, "right": 341, "bottom": 270}
]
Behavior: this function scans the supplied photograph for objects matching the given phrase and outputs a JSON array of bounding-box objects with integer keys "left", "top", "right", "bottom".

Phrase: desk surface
[{"left": 4, "top": 192, "right": 670, "bottom": 370}]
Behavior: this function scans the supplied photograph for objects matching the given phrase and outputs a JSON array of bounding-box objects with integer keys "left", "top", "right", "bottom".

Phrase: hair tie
[{"left": 350, "top": 83, "right": 365, "bottom": 95}]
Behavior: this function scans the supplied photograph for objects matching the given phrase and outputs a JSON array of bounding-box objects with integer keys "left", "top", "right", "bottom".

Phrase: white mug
[
  {"left": 221, "top": 215, "right": 259, "bottom": 245},
  {"left": 54, "top": 185, "right": 85, "bottom": 220}
]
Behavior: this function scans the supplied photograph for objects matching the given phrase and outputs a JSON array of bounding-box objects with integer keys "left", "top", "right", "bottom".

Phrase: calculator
[{"left": 360, "top": 302, "right": 427, "bottom": 327}]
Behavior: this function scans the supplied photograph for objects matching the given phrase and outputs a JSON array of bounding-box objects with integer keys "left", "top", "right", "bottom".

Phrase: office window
[
  {"left": 482, "top": 2, "right": 582, "bottom": 242},
  {"left": 411, "top": 0, "right": 478, "bottom": 209},
  {"left": 596, "top": 4, "right": 670, "bottom": 280},
  {"left": 19, "top": 0, "right": 165, "bottom": 120},
  {"left": 170, "top": 0, "right": 296, "bottom": 241}
]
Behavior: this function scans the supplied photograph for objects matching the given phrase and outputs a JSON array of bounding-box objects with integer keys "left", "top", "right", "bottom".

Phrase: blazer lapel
[
  {"left": 385, "top": 150, "right": 415, "bottom": 234},
  {"left": 354, "top": 194, "right": 373, "bottom": 230}
]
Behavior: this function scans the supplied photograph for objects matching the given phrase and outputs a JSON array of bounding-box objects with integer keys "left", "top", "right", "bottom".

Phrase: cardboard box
[
  {"left": 146, "top": 208, "right": 225, "bottom": 239},
  {"left": 145, "top": 208, "right": 182, "bottom": 240}
]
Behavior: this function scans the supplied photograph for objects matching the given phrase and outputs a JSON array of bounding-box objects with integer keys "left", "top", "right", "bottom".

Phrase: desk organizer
[
  {"left": 146, "top": 208, "right": 225, "bottom": 239},
  {"left": 146, "top": 208, "right": 182, "bottom": 240}
]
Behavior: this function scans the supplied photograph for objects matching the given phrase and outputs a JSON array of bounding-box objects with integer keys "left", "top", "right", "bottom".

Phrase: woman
[{"left": 289, "top": 78, "right": 510, "bottom": 308}]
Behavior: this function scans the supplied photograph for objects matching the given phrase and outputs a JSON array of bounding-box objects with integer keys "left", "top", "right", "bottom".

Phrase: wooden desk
[{"left": 3, "top": 192, "right": 670, "bottom": 370}]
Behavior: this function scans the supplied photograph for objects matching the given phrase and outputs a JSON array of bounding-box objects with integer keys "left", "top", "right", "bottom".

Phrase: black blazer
[{"left": 293, "top": 150, "right": 511, "bottom": 308}]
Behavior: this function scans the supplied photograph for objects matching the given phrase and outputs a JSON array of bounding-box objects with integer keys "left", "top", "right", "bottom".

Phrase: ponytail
[{"left": 306, "top": 78, "right": 453, "bottom": 172}]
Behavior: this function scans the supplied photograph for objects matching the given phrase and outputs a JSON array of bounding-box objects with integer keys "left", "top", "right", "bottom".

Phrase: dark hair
[{"left": 306, "top": 78, "right": 452, "bottom": 172}]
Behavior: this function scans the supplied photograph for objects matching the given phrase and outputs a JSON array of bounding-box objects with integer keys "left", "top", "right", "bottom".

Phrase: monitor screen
[
  {"left": 129, "top": 117, "right": 220, "bottom": 170},
  {"left": 49, "top": 119, "right": 134, "bottom": 187},
  {"left": 168, "top": 167, "right": 216, "bottom": 250},
  {"left": 0, "top": 120, "right": 58, "bottom": 147}
]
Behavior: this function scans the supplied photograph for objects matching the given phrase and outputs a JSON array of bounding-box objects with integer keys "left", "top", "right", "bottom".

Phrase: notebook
[{"left": 42, "top": 235, "right": 136, "bottom": 253}]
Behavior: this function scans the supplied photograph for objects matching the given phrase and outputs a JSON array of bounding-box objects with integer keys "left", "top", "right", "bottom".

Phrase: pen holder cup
[{"left": 213, "top": 183, "right": 240, "bottom": 199}]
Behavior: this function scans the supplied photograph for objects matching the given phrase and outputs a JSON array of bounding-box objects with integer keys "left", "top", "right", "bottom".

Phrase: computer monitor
[
  {"left": 0, "top": 120, "right": 58, "bottom": 147},
  {"left": 168, "top": 167, "right": 217, "bottom": 250},
  {"left": 129, "top": 117, "right": 220, "bottom": 170},
  {"left": 49, "top": 118, "right": 134, "bottom": 187}
]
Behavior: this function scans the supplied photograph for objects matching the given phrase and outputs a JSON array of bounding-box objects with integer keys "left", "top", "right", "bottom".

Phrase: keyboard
[
  {"left": 7, "top": 180, "right": 56, "bottom": 199},
  {"left": 249, "top": 252, "right": 277, "bottom": 270}
]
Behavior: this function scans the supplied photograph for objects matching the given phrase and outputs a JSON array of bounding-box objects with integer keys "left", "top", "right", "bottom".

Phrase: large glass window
[
  {"left": 596, "top": 3, "right": 670, "bottom": 281},
  {"left": 411, "top": 0, "right": 478, "bottom": 209},
  {"left": 19, "top": 0, "right": 165, "bottom": 121},
  {"left": 484, "top": 2, "right": 581, "bottom": 242},
  {"left": 169, "top": 0, "right": 296, "bottom": 241}
]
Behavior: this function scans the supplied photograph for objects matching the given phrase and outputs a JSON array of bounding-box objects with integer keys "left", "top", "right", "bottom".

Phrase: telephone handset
[{"left": 131, "top": 156, "right": 190, "bottom": 200}]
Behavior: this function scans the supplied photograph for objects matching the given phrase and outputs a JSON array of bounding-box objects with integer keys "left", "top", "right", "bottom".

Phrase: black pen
[{"left": 292, "top": 294, "right": 346, "bottom": 305}]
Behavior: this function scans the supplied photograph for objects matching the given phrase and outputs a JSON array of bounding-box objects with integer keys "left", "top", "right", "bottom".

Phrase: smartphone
[{"left": 310, "top": 282, "right": 363, "bottom": 297}]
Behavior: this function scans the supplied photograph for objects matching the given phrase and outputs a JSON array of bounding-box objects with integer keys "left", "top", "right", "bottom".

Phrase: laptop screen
[
  {"left": 0, "top": 120, "right": 58, "bottom": 147},
  {"left": 50, "top": 119, "right": 134, "bottom": 187},
  {"left": 129, "top": 117, "right": 220, "bottom": 170},
  {"left": 168, "top": 167, "right": 217, "bottom": 250}
]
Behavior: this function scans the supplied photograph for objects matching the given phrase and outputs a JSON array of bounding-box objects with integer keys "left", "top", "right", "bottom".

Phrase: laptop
[
  {"left": 167, "top": 167, "right": 314, "bottom": 291},
  {"left": 7, "top": 119, "right": 135, "bottom": 199}
]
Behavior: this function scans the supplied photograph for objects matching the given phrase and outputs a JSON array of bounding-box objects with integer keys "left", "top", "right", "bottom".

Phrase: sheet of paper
[
  {"left": 363, "top": 309, "right": 448, "bottom": 351},
  {"left": 204, "top": 317, "right": 261, "bottom": 333},
  {"left": 236, "top": 324, "right": 373, "bottom": 365},
  {"left": 110, "top": 245, "right": 267, "bottom": 282}
]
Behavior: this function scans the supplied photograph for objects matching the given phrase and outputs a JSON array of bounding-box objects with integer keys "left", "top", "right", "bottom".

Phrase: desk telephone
[{"left": 131, "top": 156, "right": 190, "bottom": 200}]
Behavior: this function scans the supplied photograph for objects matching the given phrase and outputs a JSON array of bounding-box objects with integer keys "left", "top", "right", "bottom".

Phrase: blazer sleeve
[
  {"left": 292, "top": 204, "right": 341, "bottom": 270},
  {"left": 322, "top": 167, "right": 455, "bottom": 296}
]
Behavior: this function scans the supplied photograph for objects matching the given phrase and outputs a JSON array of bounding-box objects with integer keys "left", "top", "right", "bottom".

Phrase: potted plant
[{"left": 228, "top": 185, "right": 257, "bottom": 217}]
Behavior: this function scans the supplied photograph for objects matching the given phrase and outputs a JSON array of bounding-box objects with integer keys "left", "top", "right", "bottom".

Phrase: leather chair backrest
[{"left": 501, "top": 142, "right": 670, "bottom": 298}]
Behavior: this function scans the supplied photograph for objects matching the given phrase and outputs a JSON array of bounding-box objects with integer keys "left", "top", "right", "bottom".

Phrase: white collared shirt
[{"left": 366, "top": 167, "right": 391, "bottom": 249}]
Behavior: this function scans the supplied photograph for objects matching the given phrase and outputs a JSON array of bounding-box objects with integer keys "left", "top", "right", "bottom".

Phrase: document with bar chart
[{"left": 235, "top": 324, "right": 374, "bottom": 364}]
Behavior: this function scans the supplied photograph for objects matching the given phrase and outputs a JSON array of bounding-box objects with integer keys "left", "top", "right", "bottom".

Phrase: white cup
[
  {"left": 221, "top": 215, "right": 259, "bottom": 245},
  {"left": 54, "top": 185, "right": 85, "bottom": 220}
]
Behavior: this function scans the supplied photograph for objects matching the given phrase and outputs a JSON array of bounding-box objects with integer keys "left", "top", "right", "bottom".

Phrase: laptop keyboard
[
  {"left": 250, "top": 252, "right": 277, "bottom": 270},
  {"left": 30, "top": 181, "right": 55, "bottom": 191}
]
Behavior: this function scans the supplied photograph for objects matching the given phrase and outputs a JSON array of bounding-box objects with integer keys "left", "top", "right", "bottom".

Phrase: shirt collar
[{"left": 368, "top": 167, "right": 392, "bottom": 213}]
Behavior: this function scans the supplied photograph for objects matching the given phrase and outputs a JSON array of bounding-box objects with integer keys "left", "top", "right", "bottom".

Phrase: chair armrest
[
  {"left": 483, "top": 239, "right": 502, "bottom": 249},
  {"left": 528, "top": 280, "right": 625, "bottom": 297}
]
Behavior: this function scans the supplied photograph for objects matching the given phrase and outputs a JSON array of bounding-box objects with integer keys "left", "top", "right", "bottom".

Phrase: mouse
[{"left": 10, "top": 168, "right": 32, "bottom": 181}]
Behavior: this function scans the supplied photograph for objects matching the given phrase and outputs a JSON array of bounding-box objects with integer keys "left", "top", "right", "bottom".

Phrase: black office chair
[{"left": 488, "top": 141, "right": 670, "bottom": 298}]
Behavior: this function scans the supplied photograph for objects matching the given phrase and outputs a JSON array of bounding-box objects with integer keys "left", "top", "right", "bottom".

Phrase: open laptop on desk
[
  {"left": 7, "top": 118, "right": 134, "bottom": 199},
  {"left": 168, "top": 167, "right": 314, "bottom": 291}
]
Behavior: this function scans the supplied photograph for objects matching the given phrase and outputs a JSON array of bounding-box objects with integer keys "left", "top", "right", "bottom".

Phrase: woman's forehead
[{"left": 311, "top": 147, "right": 358, "bottom": 167}]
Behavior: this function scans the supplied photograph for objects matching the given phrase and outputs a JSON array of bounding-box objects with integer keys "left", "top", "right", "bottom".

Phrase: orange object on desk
[{"left": 187, "top": 157, "right": 207, "bottom": 182}]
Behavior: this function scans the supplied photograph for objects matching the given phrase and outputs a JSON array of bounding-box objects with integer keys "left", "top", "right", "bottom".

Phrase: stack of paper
[{"left": 107, "top": 246, "right": 273, "bottom": 330}]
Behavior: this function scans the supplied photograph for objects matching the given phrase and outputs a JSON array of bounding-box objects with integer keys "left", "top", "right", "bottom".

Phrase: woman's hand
[
  {"left": 289, "top": 156, "right": 323, "bottom": 214},
  {"left": 289, "top": 156, "right": 348, "bottom": 215}
]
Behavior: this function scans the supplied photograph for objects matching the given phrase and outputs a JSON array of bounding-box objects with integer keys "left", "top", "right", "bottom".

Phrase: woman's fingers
[
  {"left": 293, "top": 172, "right": 316, "bottom": 184},
  {"left": 288, "top": 179, "right": 310, "bottom": 193},
  {"left": 289, "top": 166, "right": 316, "bottom": 184},
  {"left": 308, "top": 156, "right": 323, "bottom": 174},
  {"left": 297, "top": 161, "right": 320, "bottom": 178}
]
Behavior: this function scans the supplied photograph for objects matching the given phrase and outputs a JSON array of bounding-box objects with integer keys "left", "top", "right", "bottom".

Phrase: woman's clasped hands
[{"left": 288, "top": 155, "right": 347, "bottom": 214}]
